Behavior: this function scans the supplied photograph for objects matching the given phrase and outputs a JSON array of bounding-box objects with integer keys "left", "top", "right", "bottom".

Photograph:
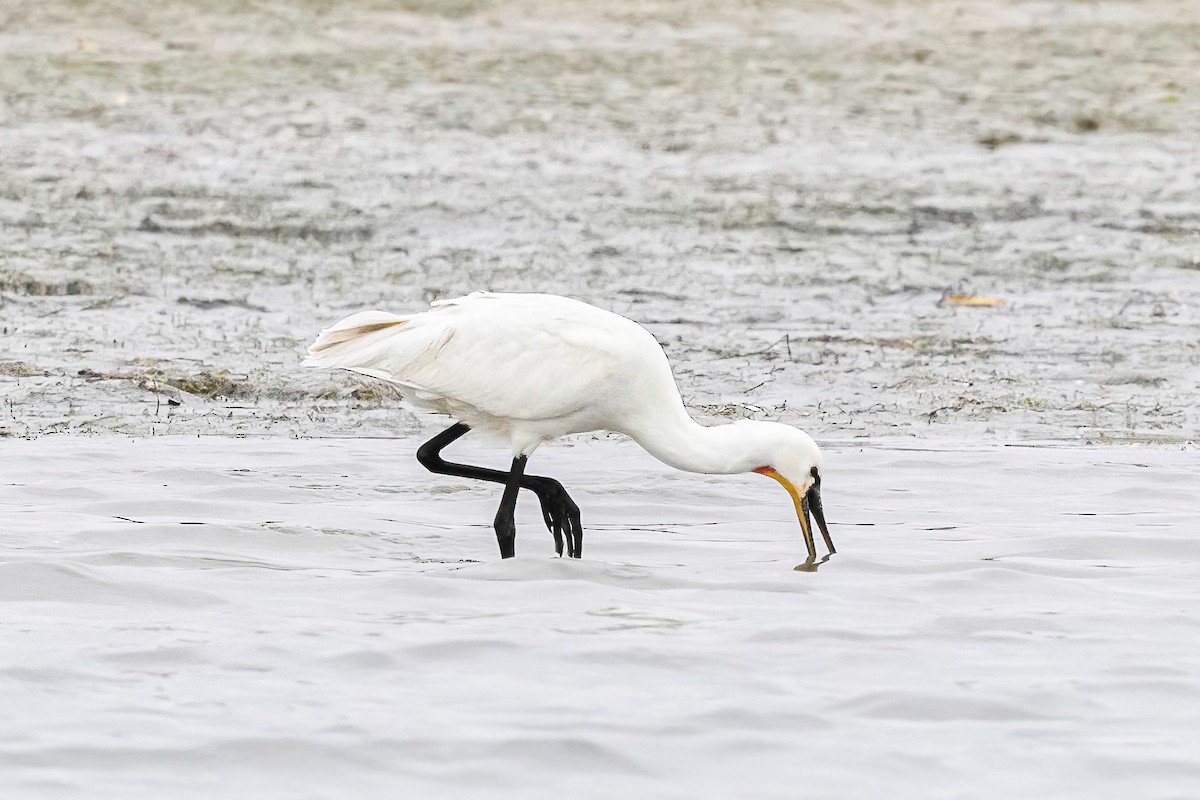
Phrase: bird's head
[{"left": 748, "top": 424, "right": 834, "bottom": 564}]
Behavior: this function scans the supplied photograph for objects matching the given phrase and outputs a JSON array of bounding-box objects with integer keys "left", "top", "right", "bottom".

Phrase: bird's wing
[
  {"left": 403, "top": 293, "right": 640, "bottom": 421},
  {"left": 306, "top": 293, "right": 646, "bottom": 422}
]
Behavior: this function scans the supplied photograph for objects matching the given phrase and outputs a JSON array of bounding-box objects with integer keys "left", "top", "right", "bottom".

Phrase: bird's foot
[{"left": 529, "top": 478, "right": 583, "bottom": 559}]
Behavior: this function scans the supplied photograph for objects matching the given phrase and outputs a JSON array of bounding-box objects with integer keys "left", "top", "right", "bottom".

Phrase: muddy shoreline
[{"left": 2, "top": 0, "right": 1197, "bottom": 444}]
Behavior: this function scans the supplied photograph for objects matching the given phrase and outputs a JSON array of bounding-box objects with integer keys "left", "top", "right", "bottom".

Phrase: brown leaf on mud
[{"left": 942, "top": 294, "right": 1006, "bottom": 307}]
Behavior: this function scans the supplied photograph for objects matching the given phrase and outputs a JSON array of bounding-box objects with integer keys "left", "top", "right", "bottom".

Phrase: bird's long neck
[{"left": 620, "top": 401, "right": 759, "bottom": 475}]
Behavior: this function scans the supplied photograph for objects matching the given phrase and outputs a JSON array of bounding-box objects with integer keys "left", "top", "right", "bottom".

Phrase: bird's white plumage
[
  {"left": 305, "top": 291, "right": 822, "bottom": 492},
  {"left": 304, "top": 292, "right": 676, "bottom": 455},
  {"left": 305, "top": 291, "right": 832, "bottom": 561}
]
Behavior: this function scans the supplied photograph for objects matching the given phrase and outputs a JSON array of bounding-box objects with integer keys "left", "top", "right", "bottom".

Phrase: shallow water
[{"left": 2, "top": 436, "right": 1197, "bottom": 798}]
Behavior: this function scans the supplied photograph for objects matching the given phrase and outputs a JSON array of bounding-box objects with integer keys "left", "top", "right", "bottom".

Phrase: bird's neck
[{"left": 622, "top": 403, "right": 761, "bottom": 475}]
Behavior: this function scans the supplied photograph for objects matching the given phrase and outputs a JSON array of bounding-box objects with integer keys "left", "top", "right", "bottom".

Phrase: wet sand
[{"left": 2, "top": 437, "right": 1198, "bottom": 798}]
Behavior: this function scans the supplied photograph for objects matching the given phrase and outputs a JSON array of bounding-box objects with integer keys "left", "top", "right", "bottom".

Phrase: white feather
[
  {"left": 304, "top": 292, "right": 822, "bottom": 485},
  {"left": 304, "top": 292, "right": 831, "bottom": 561},
  {"left": 305, "top": 293, "right": 663, "bottom": 453}
]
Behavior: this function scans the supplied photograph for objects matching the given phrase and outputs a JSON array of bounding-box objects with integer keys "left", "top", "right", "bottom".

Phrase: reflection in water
[{"left": 793, "top": 553, "right": 834, "bottom": 573}]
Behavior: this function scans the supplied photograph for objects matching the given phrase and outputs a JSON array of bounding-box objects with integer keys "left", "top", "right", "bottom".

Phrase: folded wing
[{"left": 304, "top": 293, "right": 640, "bottom": 423}]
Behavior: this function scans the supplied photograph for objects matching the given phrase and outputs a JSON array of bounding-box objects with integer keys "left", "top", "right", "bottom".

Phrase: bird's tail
[{"left": 302, "top": 310, "right": 411, "bottom": 371}]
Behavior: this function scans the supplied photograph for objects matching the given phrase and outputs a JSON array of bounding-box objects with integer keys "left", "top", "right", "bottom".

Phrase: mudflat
[{"left": 2, "top": 0, "right": 1197, "bottom": 441}]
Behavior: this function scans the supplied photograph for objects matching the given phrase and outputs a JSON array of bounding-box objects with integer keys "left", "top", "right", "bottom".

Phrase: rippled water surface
[{"left": 2, "top": 437, "right": 1197, "bottom": 798}]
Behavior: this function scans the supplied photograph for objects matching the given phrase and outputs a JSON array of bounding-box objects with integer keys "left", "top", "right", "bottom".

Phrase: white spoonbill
[{"left": 303, "top": 292, "right": 834, "bottom": 563}]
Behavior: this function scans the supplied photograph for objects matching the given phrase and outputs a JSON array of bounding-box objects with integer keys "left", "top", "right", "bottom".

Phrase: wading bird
[{"left": 304, "top": 292, "right": 834, "bottom": 564}]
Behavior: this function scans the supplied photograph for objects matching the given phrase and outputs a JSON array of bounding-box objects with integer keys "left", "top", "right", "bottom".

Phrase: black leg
[
  {"left": 494, "top": 456, "right": 526, "bottom": 558},
  {"left": 416, "top": 422, "right": 474, "bottom": 467},
  {"left": 416, "top": 423, "right": 584, "bottom": 558}
]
